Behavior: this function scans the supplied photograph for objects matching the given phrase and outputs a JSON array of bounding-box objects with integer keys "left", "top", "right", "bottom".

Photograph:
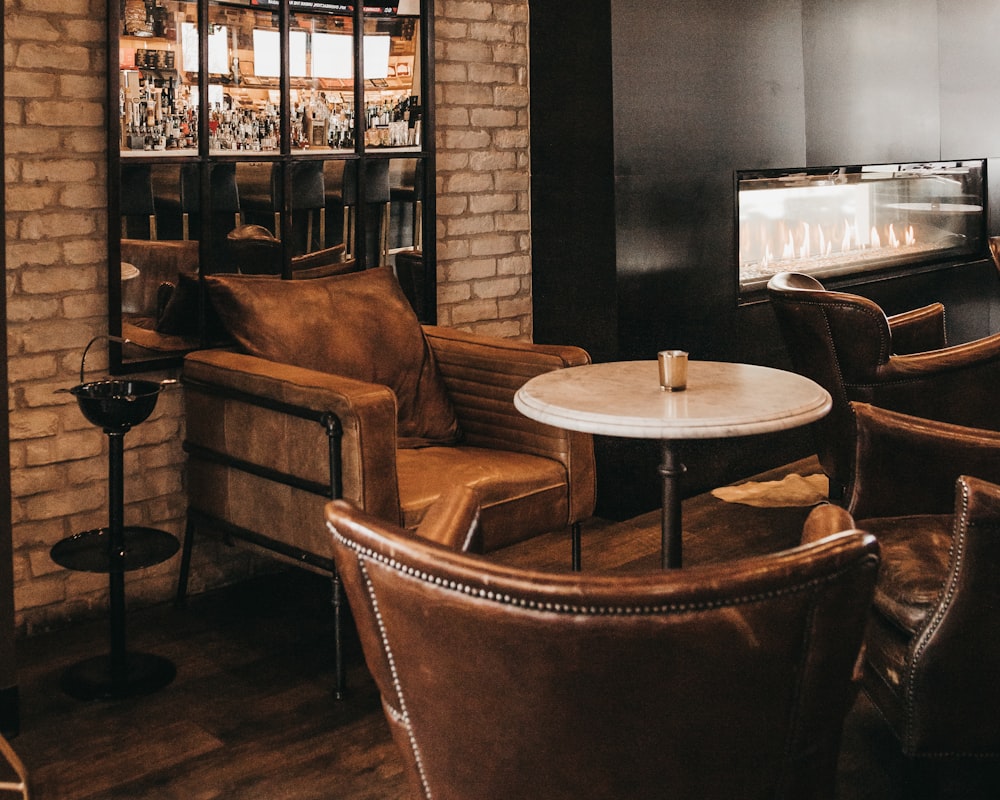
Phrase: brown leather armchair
[
  {"left": 767, "top": 271, "right": 1000, "bottom": 499},
  {"left": 847, "top": 401, "right": 1000, "bottom": 758},
  {"left": 326, "top": 487, "right": 879, "bottom": 800},
  {"left": 175, "top": 267, "right": 596, "bottom": 697}
]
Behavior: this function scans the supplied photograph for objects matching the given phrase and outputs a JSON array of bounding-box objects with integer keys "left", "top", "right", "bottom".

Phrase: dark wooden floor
[{"left": 7, "top": 458, "right": 1000, "bottom": 799}]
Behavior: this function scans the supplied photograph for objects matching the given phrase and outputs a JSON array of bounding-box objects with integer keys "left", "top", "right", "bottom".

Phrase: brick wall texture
[{"left": 4, "top": 0, "right": 532, "bottom": 633}]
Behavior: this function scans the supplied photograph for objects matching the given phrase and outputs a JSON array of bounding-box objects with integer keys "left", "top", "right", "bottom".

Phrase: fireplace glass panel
[{"left": 737, "top": 160, "right": 986, "bottom": 297}]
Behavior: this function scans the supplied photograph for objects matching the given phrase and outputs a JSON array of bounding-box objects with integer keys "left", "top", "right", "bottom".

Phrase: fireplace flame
[{"left": 742, "top": 219, "right": 919, "bottom": 270}]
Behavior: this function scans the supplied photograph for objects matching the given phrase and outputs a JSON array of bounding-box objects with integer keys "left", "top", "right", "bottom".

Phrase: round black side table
[{"left": 51, "top": 379, "right": 179, "bottom": 701}]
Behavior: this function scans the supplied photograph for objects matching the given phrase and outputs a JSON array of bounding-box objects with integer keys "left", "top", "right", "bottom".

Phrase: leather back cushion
[
  {"left": 155, "top": 272, "right": 229, "bottom": 341},
  {"left": 205, "top": 267, "right": 461, "bottom": 448}
]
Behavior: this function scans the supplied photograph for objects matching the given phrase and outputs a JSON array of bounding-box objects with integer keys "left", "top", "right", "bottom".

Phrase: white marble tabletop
[{"left": 514, "top": 360, "right": 832, "bottom": 440}]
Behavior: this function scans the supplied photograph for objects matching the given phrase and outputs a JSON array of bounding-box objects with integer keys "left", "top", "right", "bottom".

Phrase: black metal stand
[{"left": 50, "top": 428, "right": 178, "bottom": 701}]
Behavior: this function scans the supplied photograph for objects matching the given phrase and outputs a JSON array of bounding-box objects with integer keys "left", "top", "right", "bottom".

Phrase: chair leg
[
  {"left": 571, "top": 521, "right": 582, "bottom": 571},
  {"left": 0, "top": 733, "right": 28, "bottom": 800},
  {"left": 332, "top": 571, "right": 346, "bottom": 700},
  {"left": 342, "top": 206, "right": 354, "bottom": 258},
  {"left": 380, "top": 202, "right": 391, "bottom": 266},
  {"left": 175, "top": 516, "right": 196, "bottom": 607}
]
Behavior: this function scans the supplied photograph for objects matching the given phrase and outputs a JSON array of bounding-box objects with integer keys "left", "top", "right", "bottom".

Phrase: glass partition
[{"left": 109, "top": 0, "right": 432, "bottom": 372}]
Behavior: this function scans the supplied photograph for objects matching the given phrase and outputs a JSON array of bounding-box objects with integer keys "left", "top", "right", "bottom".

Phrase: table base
[
  {"left": 60, "top": 651, "right": 176, "bottom": 701},
  {"left": 659, "top": 442, "right": 687, "bottom": 569}
]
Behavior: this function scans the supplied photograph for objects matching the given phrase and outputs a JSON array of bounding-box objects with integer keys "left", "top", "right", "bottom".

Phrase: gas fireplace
[{"left": 737, "top": 159, "right": 986, "bottom": 297}]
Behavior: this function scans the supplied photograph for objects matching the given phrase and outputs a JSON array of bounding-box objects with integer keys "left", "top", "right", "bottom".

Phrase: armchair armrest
[
  {"left": 882, "top": 330, "right": 1000, "bottom": 378},
  {"left": 423, "top": 325, "right": 596, "bottom": 521},
  {"left": 887, "top": 302, "right": 945, "bottom": 354},
  {"left": 183, "top": 349, "right": 402, "bottom": 522},
  {"left": 800, "top": 503, "right": 858, "bottom": 545},
  {"left": 847, "top": 402, "right": 1000, "bottom": 520},
  {"left": 862, "top": 333, "right": 1000, "bottom": 433}
]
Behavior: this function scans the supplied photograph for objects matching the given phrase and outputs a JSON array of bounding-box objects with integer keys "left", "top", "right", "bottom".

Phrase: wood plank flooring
[{"left": 7, "top": 457, "right": 1000, "bottom": 798}]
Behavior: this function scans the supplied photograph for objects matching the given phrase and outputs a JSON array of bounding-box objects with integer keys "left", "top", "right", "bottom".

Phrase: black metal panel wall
[
  {"left": 529, "top": 0, "right": 618, "bottom": 363},
  {"left": 802, "top": 0, "right": 941, "bottom": 166},
  {"left": 610, "top": 0, "right": 807, "bottom": 362}
]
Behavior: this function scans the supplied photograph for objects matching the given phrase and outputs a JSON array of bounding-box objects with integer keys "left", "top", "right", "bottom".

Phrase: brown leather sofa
[
  {"left": 767, "top": 271, "right": 1000, "bottom": 499},
  {"left": 326, "top": 486, "right": 879, "bottom": 800},
  {"left": 176, "top": 267, "right": 596, "bottom": 696},
  {"left": 846, "top": 401, "right": 1000, "bottom": 760}
]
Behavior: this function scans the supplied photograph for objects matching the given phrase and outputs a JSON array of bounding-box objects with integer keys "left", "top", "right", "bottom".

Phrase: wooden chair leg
[
  {"left": 343, "top": 206, "right": 354, "bottom": 258},
  {"left": 380, "top": 202, "right": 391, "bottom": 266},
  {"left": 175, "top": 516, "right": 196, "bottom": 608},
  {"left": 0, "top": 733, "right": 29, "bottom": 800}
]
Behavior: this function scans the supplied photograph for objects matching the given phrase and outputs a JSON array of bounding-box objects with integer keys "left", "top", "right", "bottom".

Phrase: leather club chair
[
  {"left": 326, "top": 486, "right": 880, "bottom": 800},
  {"left": 846, "top": 401, "right": 1000, "bottom": 761},
  {"left": 224, "top": 222, "right": 352, "bottom": 278},
  {"left": 766, "top": 271, "right": 1000, "bottom": 500},
  {"left": 175, "top": 266, "right": 596, "bottom": 697}
]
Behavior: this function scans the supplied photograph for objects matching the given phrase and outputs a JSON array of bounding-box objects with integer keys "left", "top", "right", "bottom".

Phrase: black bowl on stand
[{"left": 68, "top": 379, "right": 165, "bottom": 431}]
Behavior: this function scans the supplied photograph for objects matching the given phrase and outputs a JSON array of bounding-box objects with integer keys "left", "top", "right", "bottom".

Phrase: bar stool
[
  {"left": 368, "top": 159, "right": 392, "bottom": 266},
  {"left": 390, "top": 158, "right": 424, "bottom": 250},
  {"left": 270, "top": 161, "right": 326, "bottom": 253},
  {"left": 235, "top": 161, "right": 274, "bottom": 234},
  {"left": 324, "top": 159, "right": 353, "bottom": 253},
  {"left": 321, "top": 159, "right": 392, "bottom": 265},
  {"left": 180, "top": 163, "right": 242, "bottom": 240},
  {"left": 120, "top": 163, "right": 157, "bottom": 240}
]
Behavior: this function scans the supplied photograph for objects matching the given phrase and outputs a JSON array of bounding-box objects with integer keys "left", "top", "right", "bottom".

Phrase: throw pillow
[
  {"left": 204, "top": 267, "right": 461, "bottom": 448},
  {"left": 155, "top": 272, "right": 229, "bottom": 343}
]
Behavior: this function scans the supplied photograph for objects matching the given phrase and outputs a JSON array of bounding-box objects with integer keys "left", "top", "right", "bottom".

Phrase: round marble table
[{"left": 514, "top": 360, "right": 832, "bottom": 568}]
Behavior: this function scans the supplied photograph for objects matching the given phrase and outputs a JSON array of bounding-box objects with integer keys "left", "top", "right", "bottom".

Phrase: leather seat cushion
[
  {"left": 204, "top": 266, "right": 460, "bottom": 448},
  {"left": 857, "top": 514, "right": 952, "bottom": 634},
  {"left": 396, "top": 446, "right": 570, "bottom": 551}
]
